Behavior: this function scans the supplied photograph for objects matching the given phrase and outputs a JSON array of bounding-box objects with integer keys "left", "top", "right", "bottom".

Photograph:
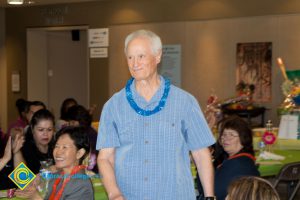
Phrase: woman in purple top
[{"left": 7, "top": 98, "right": 30, "bottom": 137}]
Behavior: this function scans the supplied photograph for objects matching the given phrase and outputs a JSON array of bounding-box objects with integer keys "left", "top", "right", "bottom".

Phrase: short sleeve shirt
[{"left": 97, "top": 77, "right": 215, "bottom": 200}]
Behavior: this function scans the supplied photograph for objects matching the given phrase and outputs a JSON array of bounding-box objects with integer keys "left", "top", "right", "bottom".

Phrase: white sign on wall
[
  {"left": 159, "top": 45, "right": 181, "bottom": 87},
  {"left": 90, "top": 48, "right": 108, "bottom": 58},
  {"left": 88, "top": 28, "right": 109, "bottom": 47}
]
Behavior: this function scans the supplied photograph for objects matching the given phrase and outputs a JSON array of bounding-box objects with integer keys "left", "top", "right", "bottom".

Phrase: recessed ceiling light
[{"left": 7, "top": 0, "right": 24, "bottom": 5}]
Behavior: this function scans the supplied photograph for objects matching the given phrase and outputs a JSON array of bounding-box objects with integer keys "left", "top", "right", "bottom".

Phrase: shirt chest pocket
[
  {"left": 117, "top": 119, "right": 187, "bottom": 147},
  {"left": 117, "top": 120, "right": 137, "bottom": 144}
]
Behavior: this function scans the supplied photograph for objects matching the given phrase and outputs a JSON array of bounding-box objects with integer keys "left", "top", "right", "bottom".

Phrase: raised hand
[{"left": 12, "top": 132, "right": 25, "bottom": 154}]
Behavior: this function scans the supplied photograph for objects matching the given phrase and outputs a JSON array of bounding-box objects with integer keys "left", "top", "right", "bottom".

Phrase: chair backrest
[{"left": 273, "top": 161, "right": 300, "bottom": 187}]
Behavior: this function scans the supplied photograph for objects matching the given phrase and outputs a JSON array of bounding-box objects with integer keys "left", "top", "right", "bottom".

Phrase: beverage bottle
[
  {"left": 259, "top": 141, "right": 266, "bottom": 155},
  {"left": 36, "top": 159, "right": 53, "bottom": 198}
]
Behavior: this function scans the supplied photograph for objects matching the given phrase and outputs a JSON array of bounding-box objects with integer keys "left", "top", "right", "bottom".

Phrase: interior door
[
  {"left": 47, "top": 30, "right": 88, "bottom": 118},
  {"left": 27, "top": 27, "right": 89, "bottom": 120}
]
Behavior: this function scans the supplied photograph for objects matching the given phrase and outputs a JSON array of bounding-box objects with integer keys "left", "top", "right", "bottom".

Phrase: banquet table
[
  {"left": 0, "top": 178, "right": 108, "bottom": 200},
  {"left": 2, "top": 138, "right": 300, "bottom": 199},
  {"left": 257, "top": 149, "right": 300, "bottom": 177},
  {"left": 254, "top": 137, "right": 300, "bottom": 177}
]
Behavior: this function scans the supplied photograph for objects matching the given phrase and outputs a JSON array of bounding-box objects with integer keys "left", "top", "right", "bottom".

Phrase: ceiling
[{"left": 0, "top": 0, "right": 104, "bottom": 7}]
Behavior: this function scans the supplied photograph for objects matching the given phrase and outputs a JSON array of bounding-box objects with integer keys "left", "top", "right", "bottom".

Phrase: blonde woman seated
[
  {"left": 33, "top": 126, "right": 94, "bottom": 200},
  {"left": 226, "top": 176, "right": 280, "bottom": 200}
]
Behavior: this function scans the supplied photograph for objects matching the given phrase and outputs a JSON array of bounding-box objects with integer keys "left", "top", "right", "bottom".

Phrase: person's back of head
[
  {"left": 26, "top": 101, "right": 46, "bottom": 123},
  {"left": 66, "top": 105, "right": 92, "bottom": 128},
  {"left": 29, "top": 101, "right": 46, "bottom": 110},
  {"left": 226, "top": 176, "right": 280, "bottom": 200},
  {"left": 60, "top": 98, "right": 78, "bottom": 120},
  {"left": 16, "top": 98, "right": 30, "bottom": 117}
]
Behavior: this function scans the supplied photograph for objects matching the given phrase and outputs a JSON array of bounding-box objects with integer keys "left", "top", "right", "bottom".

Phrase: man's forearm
[
  {"left": 98, "top": 158, "right": 123, "bottom": 199},
  {"left": 197, "top": 160, "right": 214, "bottom": 196},
  {"left": 192, "top": 148, "right": 215, "bottom": 197}
]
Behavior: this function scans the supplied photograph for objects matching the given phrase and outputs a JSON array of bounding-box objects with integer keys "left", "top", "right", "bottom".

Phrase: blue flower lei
[{"left": 125, "top": 77, "right": 171, "bottom": 116}]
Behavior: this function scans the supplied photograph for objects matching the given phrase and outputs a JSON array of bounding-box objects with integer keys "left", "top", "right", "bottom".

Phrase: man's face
[
  {"left": 26, "top": 105, "right": 44, "bottom": 122},
  {"left": 126, "top": 37, "right": 161, "bottom": 82}
]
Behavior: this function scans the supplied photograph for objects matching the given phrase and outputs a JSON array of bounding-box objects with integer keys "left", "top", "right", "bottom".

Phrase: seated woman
[
  {"left": 7, "top": 98, "right": 30, "bottom": 137},
  {"left": 0, "top": 135, "right": 24, "bottom": 171},
  {"left": 43, "top": 126, "right": 94, "bottom": 199},
  {"left": 15, "top": 109, "right": 55, "bottom": 174},
  {"left": 66, "top": 105, "right": 98, "bottom": 173},
  {"left": 213, "top": 116, "right": 260, "bottom": 200},
  {"left": 226, "top": 176, "right": 280, "bottom": 200},
  {"left": 56, "top": 98, "right": 78, "bottom": 131},
  {"left": 0, "top": 134, "right": 25, "bottom": 190}
]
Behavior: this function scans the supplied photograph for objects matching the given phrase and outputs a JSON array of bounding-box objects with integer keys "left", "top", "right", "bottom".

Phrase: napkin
[{"left": 258, "top": 151, "right": 285, "bottom": 161}]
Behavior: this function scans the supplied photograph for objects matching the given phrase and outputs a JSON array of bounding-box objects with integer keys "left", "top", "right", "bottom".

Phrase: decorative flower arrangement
[
  {"left": 262, "top": 131, "right": 276, "bottom": 145},
  {"left": 281, "top": 79, "right": 300, "bottom": 96},
  {"left": 277, "top": 58, "right": 300, "bottom": 109},
  {"left": 281, "top": 79, "right": 300, "bottom": 106},
  {"left": 262, "top": 131, "right": 276, "bottom": 152},
  {"left": 236, "top": 81, "right": 255, "bottom": 97}
]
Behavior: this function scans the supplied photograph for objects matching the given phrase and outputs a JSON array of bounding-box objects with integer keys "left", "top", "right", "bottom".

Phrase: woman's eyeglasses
[{"left": 220, "top": 133, "right": 239, "bottom": 140}]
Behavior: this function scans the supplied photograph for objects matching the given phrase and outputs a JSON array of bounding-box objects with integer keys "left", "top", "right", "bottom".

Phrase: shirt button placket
[{"left": 144, "top": 119, "right": 150, "bottom": 198}]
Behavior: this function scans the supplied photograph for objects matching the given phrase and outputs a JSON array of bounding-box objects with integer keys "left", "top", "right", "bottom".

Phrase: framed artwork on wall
[{"left": 236, "top": 42, "right": 272, "bottom": 102}]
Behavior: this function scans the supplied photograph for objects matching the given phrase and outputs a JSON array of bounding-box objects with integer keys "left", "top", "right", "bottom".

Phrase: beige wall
[
  {"left": 3, "top": 0, "right": 300, "bottom": 129},
  {"left": 0, "top": 8, "right": 7, "bottom": 131},
  {"left": 109, "top": 15, "right": 300, "bottom": 126}
]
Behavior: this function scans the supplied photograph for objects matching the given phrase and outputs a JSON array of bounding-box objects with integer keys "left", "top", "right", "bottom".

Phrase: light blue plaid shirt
[{"left": 96, "top": 77, "right": 215, "bottom": 200}]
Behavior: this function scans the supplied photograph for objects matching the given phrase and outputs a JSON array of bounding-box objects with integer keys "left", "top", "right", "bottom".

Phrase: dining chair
[{"left": 273, "top": 161, "right": 300, "bottom": 200}]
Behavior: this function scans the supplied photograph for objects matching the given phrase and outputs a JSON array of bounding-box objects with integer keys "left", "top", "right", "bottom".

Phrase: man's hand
[{"left": 109, "top": 193, "right": 126, "bottom": 200}]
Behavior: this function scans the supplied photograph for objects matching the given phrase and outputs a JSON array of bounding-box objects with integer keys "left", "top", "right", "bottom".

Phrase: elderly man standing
[{"left": 97, "top": 30, "right": 216, "bottom": 200}]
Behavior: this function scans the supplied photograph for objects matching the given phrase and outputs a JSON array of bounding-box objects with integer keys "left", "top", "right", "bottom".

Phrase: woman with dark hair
[
  {"left": 213, "top": 116, "right": 260, "bottom": 200},
  {"left": 56, "top": 98, "right": 78, "bottom": 130},
  {"left": 66, "top": 105, "right": 98, "bottom": 173},
  {"left": 16, "top": 109, "right": 55, "bottom": 174},
  {"left": 60, "top": 98, "right": 78, "bottom": 120},
  {"left": 42, "top": 126, "right": 94, "bottom": 200}
]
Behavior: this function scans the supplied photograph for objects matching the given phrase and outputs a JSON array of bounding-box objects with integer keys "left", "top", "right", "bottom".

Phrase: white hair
[{"left": 124, "top": 29, "right": 162, "bottom": 55}]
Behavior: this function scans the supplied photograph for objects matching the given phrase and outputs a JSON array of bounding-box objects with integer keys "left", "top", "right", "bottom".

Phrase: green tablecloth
[
  {"left": 93, "top": 179, "right": 108, "bottom": 200},
  {"left": 2, "top": 139, "right": 300, "bottom": 199},
  {"left": 253, "top": 137, "right": 300, "bottom": 150},
  {"left": 257, "top": 149, "right": 300, "bottom": 177},
  {"left": 0, "top": 178, "right": 108, "bottom": 200},
  {"left": 253, "top": 136, "right": 300, "bottom": 176}
]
